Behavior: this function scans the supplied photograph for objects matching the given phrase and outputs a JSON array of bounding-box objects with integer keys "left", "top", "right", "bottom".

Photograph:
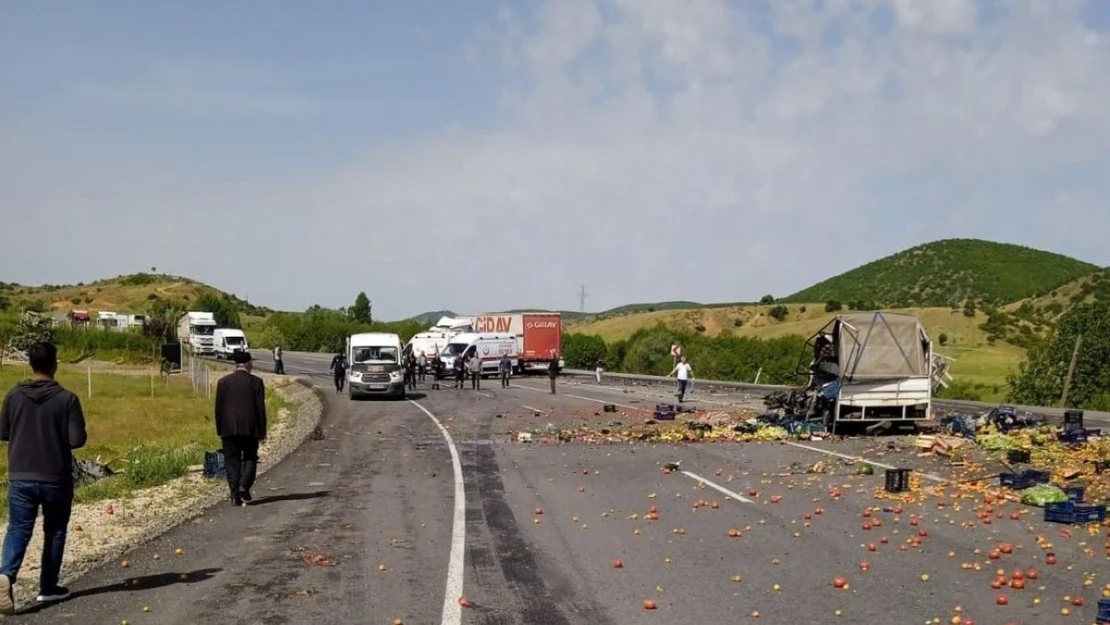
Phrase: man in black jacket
[
  {"left": 215, "top": 350, "right": 267, "bottom": 507},
  {"left": 329, "top": 351, "right": 347, "bottom": 394},
  {"left": 0, "top": 342, "right": 87, "bottom": 614}
]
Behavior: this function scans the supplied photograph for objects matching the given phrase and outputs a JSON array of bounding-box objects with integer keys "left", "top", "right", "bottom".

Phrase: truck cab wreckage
[{"left": 773, "top": 311, "right": 953, "bottom": 434}]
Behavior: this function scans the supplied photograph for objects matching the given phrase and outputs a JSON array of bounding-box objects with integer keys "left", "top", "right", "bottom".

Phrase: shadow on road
[
  {"left": 17, "top": 568, "right": 223, "bottom": 615},
  {"left": 249, "top": 490, "right": 331, "bottom": 506}
]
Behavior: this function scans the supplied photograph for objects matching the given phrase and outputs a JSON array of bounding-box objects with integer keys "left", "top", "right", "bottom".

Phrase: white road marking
[
  {"left": 475, "top": 391, "right": 494, "bottom": 398},
  {"left": 521, "top": 405, "right": 545, "bottom": 413},
  {"left": 511, "top": 383, "right": 648, "bottom": 411},
  {"left": 679, "top": 471, "right": 755, "bottom": 504},
  {"left": 409, "top": 400, "right": 466, "bottom": 625},
  {"left": 784, "top": 441, "right": 945, "bottom": 483}
]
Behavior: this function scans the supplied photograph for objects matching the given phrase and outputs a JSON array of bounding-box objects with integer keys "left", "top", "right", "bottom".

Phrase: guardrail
[{"left": 558, "top": 368, "right": 1110, "bottom": 422}]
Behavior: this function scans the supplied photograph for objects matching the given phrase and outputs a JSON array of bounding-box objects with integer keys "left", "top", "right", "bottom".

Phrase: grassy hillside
[
  {"left": 782, "top": 239, "right": 1099, "bottom": 308},
  {"left": 0, "top": 273, "right": 270, "bottom": 317}
]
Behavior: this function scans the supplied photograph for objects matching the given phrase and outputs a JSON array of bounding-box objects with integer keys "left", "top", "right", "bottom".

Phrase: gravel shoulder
[{"left": 0, "top": 371, "right": 322, "bottom": 604}]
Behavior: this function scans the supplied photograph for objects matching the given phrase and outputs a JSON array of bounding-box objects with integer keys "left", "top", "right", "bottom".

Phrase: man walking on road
[
  {"left": 469, "top": 353, "right": 483, "bottom": 390},
  {"left": 0, "top": 342, "right": 87, "bottom": 613},
  {"left": 499, "top": 354, "right": 512, "bottom": 388},
  {"left": 272, "top": 345, "right": 284, "bottom": 375},
  {"left": 667, "top": 356, "right": 694, "bottom": 403},
  {"left": 215, "top": 351, "right": 267, "bottom": 507},
  {"left": 330, "top": 351, "right": 347, "bottom": 394}
]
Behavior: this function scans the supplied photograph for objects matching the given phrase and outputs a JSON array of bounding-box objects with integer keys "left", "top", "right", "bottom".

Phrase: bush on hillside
[
  {"left": 768, "top": 305, "right": 789, "bottom": 321},
  {"left": 566, "top": 324, "right": 805, "bottom": 385},
  {"left": 1007, "top": 302, "right": 1110, "bottom": 410},
  {"left": 562, "top": 333, "right": 607, "bottom": 368}
]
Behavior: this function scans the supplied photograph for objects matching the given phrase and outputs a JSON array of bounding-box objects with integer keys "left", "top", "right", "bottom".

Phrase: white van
[
  {"left": 347, "top": 333, "right": 405, "bottom": 399},
  {"left": 213, "top": 328, "right": 249, "bottom": 360},
  {"left": 406, "top": 330, "right": 456, "bottom": 364},
  {"left": 440, "top": 332, "right": 519, "bottom": 376}
]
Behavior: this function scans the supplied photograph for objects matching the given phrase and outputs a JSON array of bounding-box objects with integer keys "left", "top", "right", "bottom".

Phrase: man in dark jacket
[
  {"left": 215, "top": 350, "right": 267, "bottom": 507},
  {"left": 0, "top": 342, "right": 87, "bottom": 614},
  {"left": 329, "top": 351, "right": 347, "bottom": 394}
]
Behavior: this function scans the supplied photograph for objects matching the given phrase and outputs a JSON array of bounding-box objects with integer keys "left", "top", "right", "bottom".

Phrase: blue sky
[{"left": 2, "top": 1, "right": 1109, "bottom": 319}]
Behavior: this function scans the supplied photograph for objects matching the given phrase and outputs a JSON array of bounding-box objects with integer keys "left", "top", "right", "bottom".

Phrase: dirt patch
[{"left": 0, "top": 372, "right": 323, "bottom": 604}]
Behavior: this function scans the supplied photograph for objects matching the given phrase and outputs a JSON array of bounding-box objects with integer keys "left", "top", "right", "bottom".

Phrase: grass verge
[{"left": 0, "top": 362, "right": 292, "bottom": 519}]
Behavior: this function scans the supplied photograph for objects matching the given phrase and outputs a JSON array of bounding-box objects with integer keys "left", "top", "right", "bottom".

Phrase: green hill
[
  {"left": 0, "top": 273, "right": 271, "bottom": 318},
  {"left": 782, "top": 239, "right": 1100, "bottom": 308}
]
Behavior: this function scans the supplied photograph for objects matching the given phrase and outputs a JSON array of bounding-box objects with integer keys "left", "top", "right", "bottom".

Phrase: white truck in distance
[
  {"left": 213, "top": 328, "right": 249, "bottom": 360},
  {"left": 177, "top": 312, "right": 217, "bottom": 356}
]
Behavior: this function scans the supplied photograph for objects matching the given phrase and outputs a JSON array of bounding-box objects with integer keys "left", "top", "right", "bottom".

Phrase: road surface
[{"left": 20, "top": 350, "right": 1109, "bottom": 624}]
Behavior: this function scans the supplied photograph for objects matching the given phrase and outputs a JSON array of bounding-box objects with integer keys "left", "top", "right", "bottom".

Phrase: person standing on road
[
  {"left": 329, "top": 351, "right": 347, "bottom": 394},
  {"left": 667, "top": 356, "right": 694, "bottom": 403},
  {"left": 499, "top": 354, "right": 512, "bottom": 388},
  {"left": 548, "top": 354, "right": 559, "bottom": 394},
  {"left": 430, "top": 358, "right": 442, "bottom": 390},
  {"left": 417, "top": 352, "right": 427, "bottom": 382},
  {"left": 0, "top": 342, "right": 88, "bottom": 613},
  {"left": 453, "top": 356, "right": 466, "bottom": 389},
  {"left": 595, "top": 359, "right": 604, "bottom": 384},
  {"left": 215, "top": 351, "right": 267, "bottom": 507},
  {"left": 272, "top": 344, "right": 284, "bottom": 375},
  {"left": 469, "top": 353, "right": 483, "bottom": 390},
  {"left": 407, "top": 353, "right": 418, "bottom": 390}
]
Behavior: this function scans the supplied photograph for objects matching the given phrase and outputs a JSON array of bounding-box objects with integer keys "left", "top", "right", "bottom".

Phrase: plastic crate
[
  {"left": 884, "top": 468, "right": 912, "bottom": 493},
  {"left": 1044, "top": 501, "right": 1107, "bottom": 525},
  {"left": 653, "top": 410, "right": 676, "bottom": 421},
  {"left": 1006, "top": 449, "right": 1031, "bottom": 464},
  {"left": 1064, "top": 485, "right": 1086, "bottom": 503},
  {"left": 1064, "top": 409, "right": 1084, "bottom": 432},
  {"left": 999, "top": 469, "right": 1050, "bottom": 489},
  {"left": 1059, "top": 430, "right": 1088, "bottom": 444},
  {"left": 1097, "top": 597, "right": 1110, "bottom": 624},
  {"left": 203, "top": 451, "right": 225, "bottom": 479}
]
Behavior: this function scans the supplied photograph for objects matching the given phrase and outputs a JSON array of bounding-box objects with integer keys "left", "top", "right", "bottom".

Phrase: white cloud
[{"left": 2, "top": 0, "right": 1110, "bottom": 319}]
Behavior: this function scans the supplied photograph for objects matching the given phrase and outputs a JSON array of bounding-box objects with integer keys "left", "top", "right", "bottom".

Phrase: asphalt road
[{"left": 19, "top": 350, "right": 1109, "bottom": 624}]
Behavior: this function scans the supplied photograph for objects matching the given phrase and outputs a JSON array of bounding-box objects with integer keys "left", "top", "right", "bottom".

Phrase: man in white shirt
[{"left": 667, "top": 356, "right": 693, "bottom": 403}]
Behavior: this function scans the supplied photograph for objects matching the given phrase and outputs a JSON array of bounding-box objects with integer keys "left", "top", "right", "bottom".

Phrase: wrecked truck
[{"left": 793, "top": 311, "right": 949, "bottom": 432}]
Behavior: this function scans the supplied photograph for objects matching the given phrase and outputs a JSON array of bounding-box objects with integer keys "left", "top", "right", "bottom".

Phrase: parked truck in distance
[
  {"left": 177, "top": 312, "right": 217, "bottom": 356},
  {"left": 456, "top": 312, "right": 563, "bottom": 373}
]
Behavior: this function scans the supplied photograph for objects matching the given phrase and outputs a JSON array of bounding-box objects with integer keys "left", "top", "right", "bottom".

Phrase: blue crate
[
  {"left": 1058, "top": 430, "right": 1088, "bottom": 444},
  {"left": 1064, "top": 485, "right": 1086, "bottom": 503},
  {"left": 999, "top": 469, "right": 1050, "bottom": 489},
  {"left": 1044, "top": 501, "right": 1106, "bottom": 525},
  {"left": 1098, "top": 598, "right": 1110, "bottom": 624},
  {"left": 203, "top": 451, "right": 225, "bottom": 479}
]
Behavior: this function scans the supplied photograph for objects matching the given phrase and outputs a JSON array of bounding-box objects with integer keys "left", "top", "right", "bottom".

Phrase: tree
[
  {"left": 349, "top": 292, "right": 372, "bottom": 324},
  {"left": 938, "top": 333, "right": 948, "bottom": 346},
  {"left": 824, "top": 300, "right": 842, "bottom": 313},
  {"left": 562, "top": 333, "right": 607, "bottom": 369},
  {"left": 194, "top": 293, "right": 241, "bottom": 328},
  {"left": 962, "top": 300, "right": 977, "bottom": 318},
  {"left": 768, "top": 305, "right": 789, "bottom": 321},
  {"left": 0, "top": 293, "right": 9, "bottom": 312},
  {"left": 760, "top": 295, "right": 775, "bottom": 304},
  {"left": 1008, "top": 302, "right": 1110, "bottom": 410}
]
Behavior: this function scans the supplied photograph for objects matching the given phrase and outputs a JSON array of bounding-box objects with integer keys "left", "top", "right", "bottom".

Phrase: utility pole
[
  {"left": 578, "top": 285, "right": 587, "bottom": 314},
  {"left": 1060, "top": 333, "right": 1083, "bottom": 408}
]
